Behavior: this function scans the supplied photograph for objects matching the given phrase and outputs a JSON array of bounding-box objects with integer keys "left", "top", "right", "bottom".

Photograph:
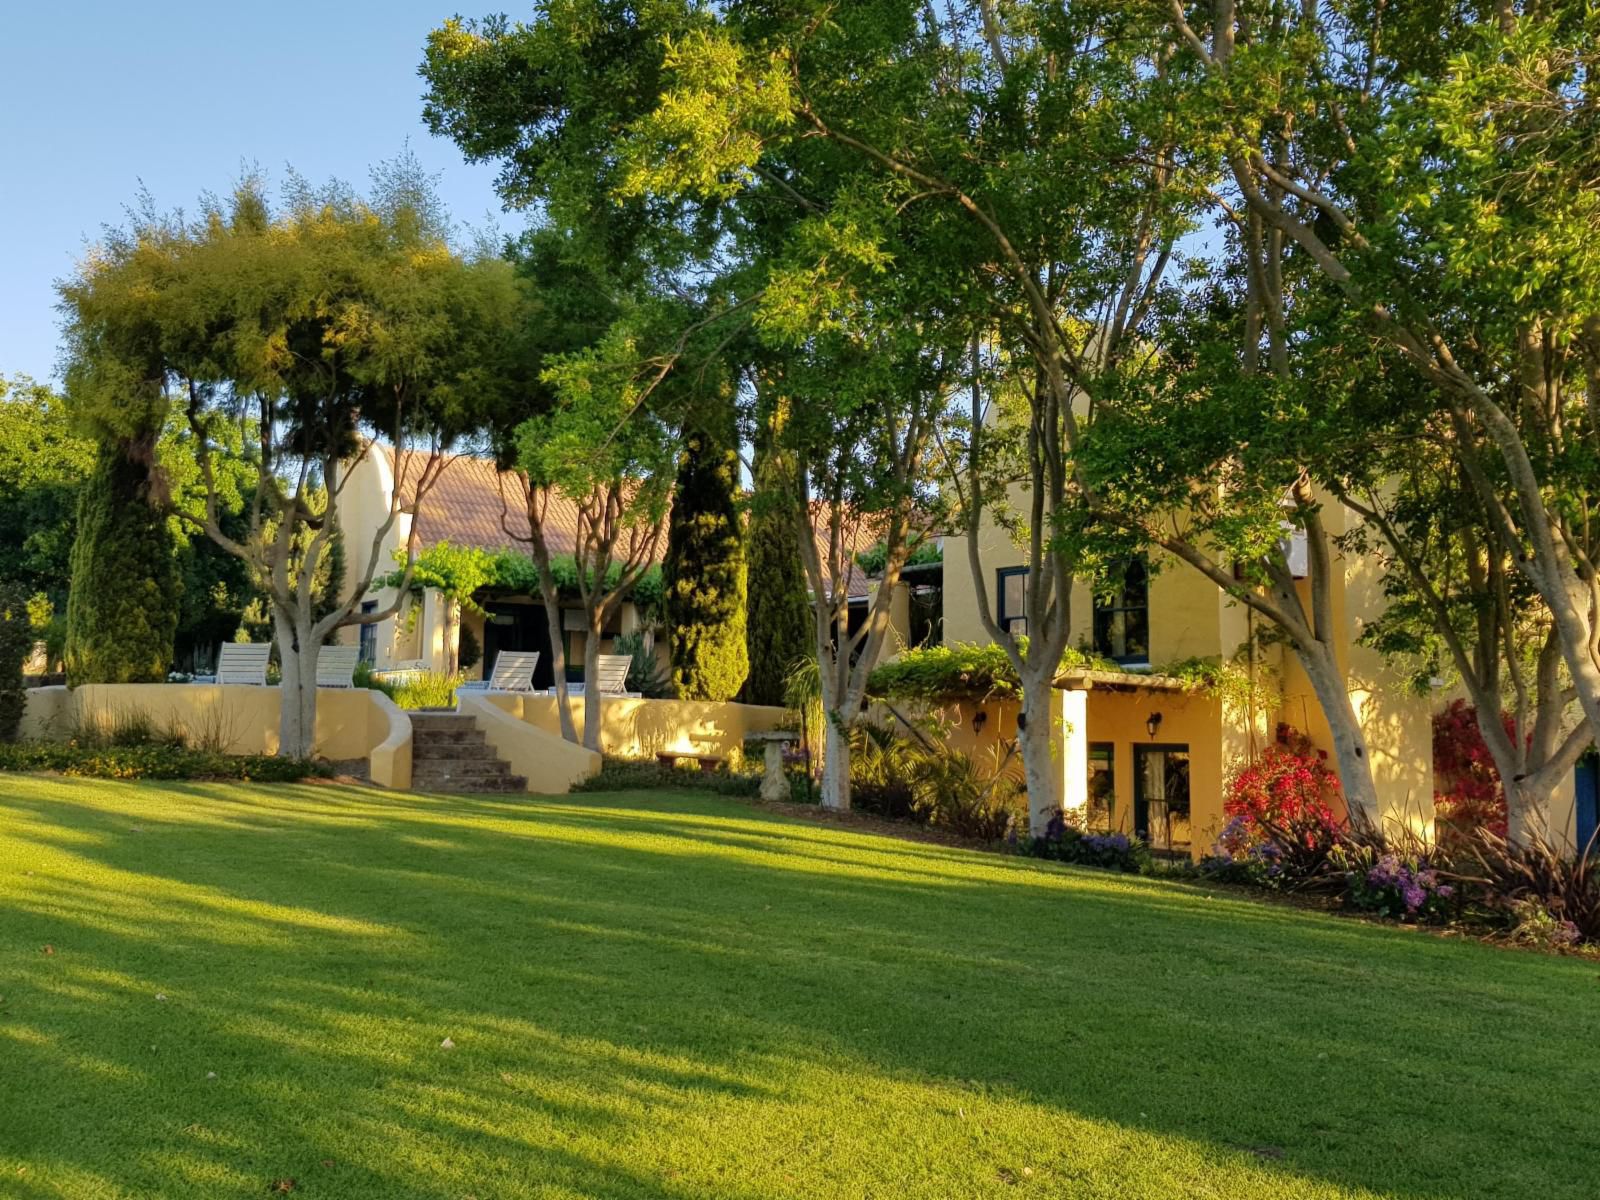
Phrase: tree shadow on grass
[{"left": 0, "top": 776, "right": 1596, "bottom": 1199}]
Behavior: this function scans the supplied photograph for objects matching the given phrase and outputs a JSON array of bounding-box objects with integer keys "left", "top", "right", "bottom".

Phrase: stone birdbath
[{"left": 746, "top": 731, "right": 799, "bottom": 802}]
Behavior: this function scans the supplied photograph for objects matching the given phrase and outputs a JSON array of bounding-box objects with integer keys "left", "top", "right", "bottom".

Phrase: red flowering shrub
[
  {"left": 1223, "top": 724, "right": 1342, "bottom": 848},
  {"left": 1432, "top": 699, "right": 1509, "bottom": 844}
]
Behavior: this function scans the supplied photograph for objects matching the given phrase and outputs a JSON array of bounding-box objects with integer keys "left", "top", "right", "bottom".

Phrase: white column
[
  {"left": 420, "top": 589, "right": 448, "bottom": 673},
  {"left": 1060, "top": 688, "right": 1090, "bottom": 827}
]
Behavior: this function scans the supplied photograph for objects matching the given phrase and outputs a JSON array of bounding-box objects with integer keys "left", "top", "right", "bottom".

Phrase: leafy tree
[
  {"left": 1167, "top": 2, "right": 1600, "bottom": 829},
  {"left": 511, "top": 317, "right": 678, "bottom": 749},
  {"left": 614, "top": 0, "right": 1209, "bottom": 822},
  {"left": 766, "top": 334, "right": 955, "bottom": 810},
  {"left": 662, "top": 399, "right": 747, "bottom": 701},
  {"left": 1340, "top": 429, "right": 1590, "bottom": 841},
  {"left": 0, "top": 376, "right": 93, "bottom": 603},
  {"left": 59, "top": 165, "right": 517, "bottom": 756},
  {"left": 424, "top": 7, "right": 754, "bottom": 740}
]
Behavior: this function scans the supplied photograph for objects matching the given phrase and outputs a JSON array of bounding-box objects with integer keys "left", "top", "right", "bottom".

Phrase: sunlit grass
[{"left": 0, "top": 776, "right": 1594, "bottom": 1199}]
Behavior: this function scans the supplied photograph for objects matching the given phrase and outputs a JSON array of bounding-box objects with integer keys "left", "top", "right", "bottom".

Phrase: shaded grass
[{"left": 0, "top": 776, "right": 1596, "bottom": 1199}]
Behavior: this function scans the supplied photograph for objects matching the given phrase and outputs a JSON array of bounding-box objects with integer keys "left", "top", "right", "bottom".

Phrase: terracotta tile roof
[
  {"left": 399, "top": 450, "right": 585, "bottom": 558},
  {"left": 377, "top": 445, "right": 927, "bottom": 599}
]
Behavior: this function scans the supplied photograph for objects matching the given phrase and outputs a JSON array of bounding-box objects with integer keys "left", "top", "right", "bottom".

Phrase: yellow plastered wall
[
  {"left": 19, "top": 684, "right": 412, "bottom": 787},
  {"left": 1084, "top": 688, "right": 1224, "bottom": 849},
  {"left": 942, "top": 512, "right": 1221, "bottom": 665},
  {"left": 881, "top": 687, "right": 1226, "bottom": 856},
  {"left": 484, "top": 694, "right": 793, "bottom": 759},
  {"left": 1548, "top": 770, "right": 1582, "bottom": 852}
]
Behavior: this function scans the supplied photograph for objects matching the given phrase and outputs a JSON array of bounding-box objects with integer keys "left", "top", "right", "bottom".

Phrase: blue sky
[{"left": 1, "top": 1, "right": 514, "bottom": 384}]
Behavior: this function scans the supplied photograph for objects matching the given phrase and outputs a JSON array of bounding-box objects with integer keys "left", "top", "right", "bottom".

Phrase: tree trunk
[
  {"left": 539, "top": 587, "right": 578, "bottom": 744},
  {"left": 1541, "top": 577, "right": 1600, "bottom": 758},
  {"left": 444, "top": 598, "right": 460, "bottom": 676},
  {"left": 581, "top": 620, "right": 604, "bottom": 753},
  {"left": 1506, "top": 781, "right": 1552, "bottom": 847},
  {"left": 1018, "top": 671, "right": 1060, "bottom": 835},
  {"left": 273, "top": 608, "right": 321, "bottom": 761},
  {"left": 1294, "top": 640, "right": 1382, "bottom": 828},
  {"left": 820, "top": 715, "right": 851, "bottom": 811}
]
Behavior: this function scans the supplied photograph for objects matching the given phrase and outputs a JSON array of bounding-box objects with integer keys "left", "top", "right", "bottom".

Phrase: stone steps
[{"left": 409, "top": 712, "right": 526, "bottom": 794}]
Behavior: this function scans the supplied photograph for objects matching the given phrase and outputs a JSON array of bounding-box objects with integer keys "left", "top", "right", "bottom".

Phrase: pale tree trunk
[
  {"left": 535, "top": 581, "right": 579, "bottom": 744},
  {"left": 273, "top": 607, "right": 322, "bottom": 760},
  {"left": 1018, "top": 669, "right": 1060, "bottom": 833},
  {"left": 443, "top": 598, "right": 460, "bottom": 676},
  {"left": 820, "top": 711, "right": 852, "bottom": 811},
  {"left": 581, "top": 618, "right": 604, "bottom": 753},
  {"left": 1506, "top": 784, "right": 1552, "bottom": 846},
  {"left": 1294, "top": 639, "right": 1382, "bottom": 828}
]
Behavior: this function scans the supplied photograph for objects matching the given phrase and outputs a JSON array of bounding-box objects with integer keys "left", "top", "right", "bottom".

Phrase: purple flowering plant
[
  {"left": 1025, "top": 812, "right": 1151, "bottom": 873},
  {"left": 1341, "top": 849, "right": 1456, "bottom": 923}
]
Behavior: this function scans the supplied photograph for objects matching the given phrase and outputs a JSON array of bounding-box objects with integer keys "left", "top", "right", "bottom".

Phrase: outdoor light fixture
[
  {"left": 1145, "top": 712, "right": 1163, "bottom": 738},
  {"left": 972, "top": 709, "right": 989, "bottom": 734}
]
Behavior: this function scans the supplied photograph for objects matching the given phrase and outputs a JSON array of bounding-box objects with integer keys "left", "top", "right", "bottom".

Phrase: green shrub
[
  {"left": 65, "top": 443, "right": 179, "bottom": 684},
  {"left": 904, "top": 741, "right": 1026, "bottom": 840},
  {"left": 0, "top": 584, "right": 32, "bottom": 742},
  {"left": 70, "top": 705, "right": 180, "bottom": 750},
  {"left": 353, "top": 659, "right": 396, "bottom": 698},
  {"left": 458, "top": 625, "right": 483, "bottom": 672},
  {"left": 848, "top": 723, "right": 918, "bottom": 821},
  {"left": 0, "top": 741, "right": 328, "bottom": 782},
  {"left": 867, "top": 641, "right": 1115, "bottom": 704},
  {"left": 572, "top": 755, "right": 772, "bottom": 798},
  {"left": 387, "top": 671, "right": 465, "bottom": 711}
]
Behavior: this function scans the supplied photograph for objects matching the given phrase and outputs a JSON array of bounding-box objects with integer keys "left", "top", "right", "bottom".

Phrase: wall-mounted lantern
[{"left": 1145, "top": 711, "right": 1163, "bottom": 739}]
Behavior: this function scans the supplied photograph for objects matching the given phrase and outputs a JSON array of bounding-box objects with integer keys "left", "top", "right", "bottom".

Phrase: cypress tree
[
  {"left": 65, "top": 441, "right": 179, "bottom": 684},
  {"left": 743, "top": 418, "right": 812, "bottom": 707},
  {"left": 662, "top": 409, "right": 748, "bottom": 701}
]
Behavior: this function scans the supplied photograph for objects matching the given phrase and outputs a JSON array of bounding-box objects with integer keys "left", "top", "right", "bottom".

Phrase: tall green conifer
[
  {"left": 743, "top": 404, "right": 811, "bottom": 706},
  {"left": 65, "top": 441, "right": 179, "bottom": 683},
  {"left": 663, "top": 403, "right": 748, "bottom": 701}
]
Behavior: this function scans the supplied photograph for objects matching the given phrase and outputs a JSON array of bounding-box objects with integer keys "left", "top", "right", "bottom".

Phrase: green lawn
[{"left": 0, "top": 779, "right": 1595, "bottom": 1200}]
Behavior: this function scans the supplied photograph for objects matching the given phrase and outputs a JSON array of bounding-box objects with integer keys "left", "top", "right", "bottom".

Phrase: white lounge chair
[
  {"left": 317, "top": 645, "right": 360, "bottom": 689},
  {"left": 548, "top": 654, "right": 641, "bottom": 697},
  {"left": 595, "top": 653, "right": 637, "bottom": 696},
  {"left": 214, "top": 642, "right": 270, "bottom": 686},
  {"left": 459, "top": 650, "right": 541, "bottom": 694}
]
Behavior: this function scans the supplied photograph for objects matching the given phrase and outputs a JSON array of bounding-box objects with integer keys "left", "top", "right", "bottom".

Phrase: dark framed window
[
  {"left": 1087, "top": 742, "right": 1115, "bottom": 832},
  {"left": 908, "top": 584, "right": 942, "bottom": 649},
  {"left": 358, "top": 601, "right": 378, "bottom": 665},
  {"left": 996, "top": 567, "right": 1028, "bottom": 637},
  {"left": 1092, "top": 556, "right": 1149, "bottom": 665}
]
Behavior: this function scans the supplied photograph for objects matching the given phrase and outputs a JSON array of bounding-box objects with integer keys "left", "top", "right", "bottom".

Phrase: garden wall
[
  {"left": 19, "top": 684, "right": 413, "bottom": 789},
  {"left": 483, "top": 694, "right": 793, "bottom": 760}
]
